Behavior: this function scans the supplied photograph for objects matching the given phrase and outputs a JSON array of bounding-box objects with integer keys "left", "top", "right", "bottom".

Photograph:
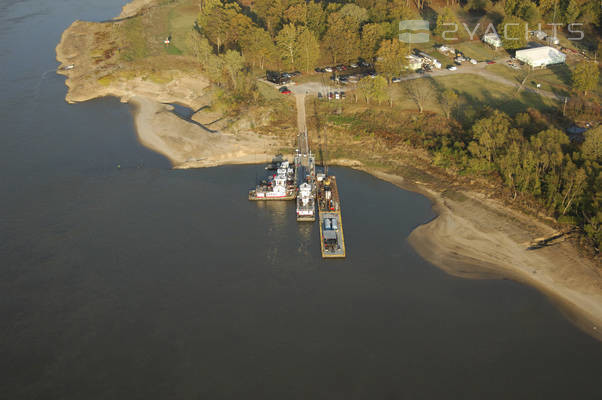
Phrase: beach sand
[
  {"left": 130, "top": 96, "right": 283, "bottom": 168},
  {"left": 56, "top": 1, "right": 602, "bottom": 341}
]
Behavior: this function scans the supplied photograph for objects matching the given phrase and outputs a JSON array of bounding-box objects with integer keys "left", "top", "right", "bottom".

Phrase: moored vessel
[
  {"left": 317, "top": 174, "right": 346, "bottom": 258},
  {"left": 249, "top": 160, "right": 297, "bottom": 201},
  {"left": 296, "top": 182, "right": 315, "bottom": 221}
]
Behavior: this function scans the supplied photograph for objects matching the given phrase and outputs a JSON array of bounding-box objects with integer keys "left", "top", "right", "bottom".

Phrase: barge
[{"left": 317, "top": 174, "right": 346, "bottom": 258}]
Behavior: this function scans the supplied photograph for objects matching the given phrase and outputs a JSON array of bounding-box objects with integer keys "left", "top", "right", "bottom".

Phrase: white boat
[
  {"left": 249, "top": 161, "right": 296, "bottom": 201},
  {"left": 296, "top": 182, "right": 315, "bottom": 221}
]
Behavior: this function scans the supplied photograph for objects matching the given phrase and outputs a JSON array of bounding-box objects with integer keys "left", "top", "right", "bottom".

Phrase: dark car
[{"left": 315, "top": 67, "right": 325, "bottom": 73}]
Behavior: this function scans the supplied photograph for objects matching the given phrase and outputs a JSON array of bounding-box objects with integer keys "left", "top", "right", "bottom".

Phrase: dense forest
[{"left": 133, "top": 0, "right": 600, "bottom": 250}]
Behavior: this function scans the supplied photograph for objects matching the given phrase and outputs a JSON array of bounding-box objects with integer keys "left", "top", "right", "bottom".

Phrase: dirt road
[
  {"left": 295, "top": 93, "right": 306, "bottom": 133},
  {"left": 396, "top": 60, "right": 560, "bottom": 100}
]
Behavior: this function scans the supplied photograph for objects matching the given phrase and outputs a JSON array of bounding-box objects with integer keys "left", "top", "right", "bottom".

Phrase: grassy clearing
[
  {"left": 455, "top": 41, "right": 505, "bottom": 61},
  {"left": 120, "top": 16, "right": 149, "bottom": 61},
  {"left": 433, "top": 74, "right": 558, "bottom": 114},
  {"left": 167, "top": 2, "right": 198, "bottom": 55},
  {"left": 118, "top": 0, "right": 198, "bottom": 62},
  {"left": 257, "top": 81, "right": 283, "bottom": 102},
  {"left": 384, "top": 73, "right": 558, "bottom": 116},
  {"left": 485, "top": 63, "right": 572, "bottom": 97}
]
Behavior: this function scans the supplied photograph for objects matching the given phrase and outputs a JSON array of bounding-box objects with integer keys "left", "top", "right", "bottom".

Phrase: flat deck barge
[{"left": 317, "top": 175, "right": 346, "bottom": 258}]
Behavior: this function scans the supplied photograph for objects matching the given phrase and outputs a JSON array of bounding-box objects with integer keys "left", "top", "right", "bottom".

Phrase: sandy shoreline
[
  {"left": 348, "top": 167, "right": 602, "bottom": 341},
  {"left": 55, "top": 1, "right": 602, "bottom": 341},
  {"left": 129, "top": 96, "right": 283, "bottom": 168},
  {"left": 127, "top": 99, "right": 602, "bottom": 340}
]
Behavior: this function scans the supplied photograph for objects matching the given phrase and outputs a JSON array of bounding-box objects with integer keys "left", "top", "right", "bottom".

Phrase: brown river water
[{"left": 0, "top": 1, "right": 600, "bottom": 398}]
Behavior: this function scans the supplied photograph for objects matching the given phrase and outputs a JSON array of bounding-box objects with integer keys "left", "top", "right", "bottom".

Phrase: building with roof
[
  {"left": 515, "top": 46, "right": 566, "bottom": 68},
  {"left": 482, "top": 33, "right": 502, "bottom": 48},
  {"left": 405, "top": 55, "right": 423, "bottom": 71}
]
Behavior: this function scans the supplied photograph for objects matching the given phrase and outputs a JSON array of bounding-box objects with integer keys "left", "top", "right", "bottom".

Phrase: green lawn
[
  {"left": 485, "top": 63, "right": 572, "bottom": 98},
  {"left": 387, "top": 74, "right": 559, "bottom": 116},
  {"left": 167, "top": 1, "right": 198, "bottom": 55},
  {"left": 455, "top": 41, "right": 507, "bottom": 62},
  {"left": 436, "top": 74, "right": 558, "bottom": 114}
]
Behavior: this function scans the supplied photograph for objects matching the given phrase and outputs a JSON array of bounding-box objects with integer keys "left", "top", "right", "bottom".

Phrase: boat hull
[{"left": 248, "top": 192, "right": 296, "bottom": 201}]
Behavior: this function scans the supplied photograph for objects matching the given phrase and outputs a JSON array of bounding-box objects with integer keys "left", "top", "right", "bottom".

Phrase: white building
[
  {"left": 515, "top": 46, "right": 566, "bottom": 68},
  {"left": 531, "top": 30, "right": 547, "bottom": 40},
  {"left": 483, "top": 33, "right": 502, "bottom": 48},
  {"left": 405, "top": 55, "right": 423, "bottom": 71},
  {"left": 437, "top": 45, "right": 455, "bottom": 56}
]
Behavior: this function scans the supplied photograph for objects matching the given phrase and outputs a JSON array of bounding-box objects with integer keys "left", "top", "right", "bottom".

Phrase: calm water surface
[{"left": 1, "top": 1, "right": 601, "bottom": 399}]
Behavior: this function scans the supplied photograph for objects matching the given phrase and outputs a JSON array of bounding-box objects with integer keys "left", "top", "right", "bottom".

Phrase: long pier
[{"left": 249, "top": 93, "right": 346, "bottom": 258}]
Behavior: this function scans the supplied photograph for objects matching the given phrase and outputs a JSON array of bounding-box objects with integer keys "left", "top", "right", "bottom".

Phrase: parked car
[
  {"left": 340, "top": 91, "right": 346, "bottom": 99},
  {"left": 350, "top": 63, "right": 358, "bottom": 68},
  {"left": 391, "top": 77, "right": 401, "bottom": 83},
  {"left": 486, "top": 60, "right": 496, "bottom": 64},
  {"left": 324, "top": 67, "right": 333, "bottom": 72},
  {"left": 315, "top": 67, "right": 324, "bottom": 73},
  {"left": 447, "top": 65, "right": 457, "bottom": 71},
  {"left": 470, "top": 58, "right": 478, "bottom": 64},
  {"left": 279, "top": 86, "right": 291, "bottom": 94}
]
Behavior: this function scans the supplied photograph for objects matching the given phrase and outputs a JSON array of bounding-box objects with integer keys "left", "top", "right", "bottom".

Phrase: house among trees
[
  {"left": 482, "top": 33, "right": 502, "bottom": 48},
  {"left": 515, "top": 46, "right": 566, "bottom": 69},
  {"left": 405, "top": 55, "right": 423, "bottom": 71}
]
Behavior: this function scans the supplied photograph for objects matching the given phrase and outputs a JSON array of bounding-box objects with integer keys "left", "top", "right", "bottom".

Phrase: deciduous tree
[
  {"left": 323, "top": 13, "right": 360, "bottom": 64},
  {"left": 404, "top": 79, "right": 434, "bottom": 113},
  {"left": 572, "top": 61, "right": 599, "bottom": 96},
  {"left": 188, "top": 31, "right": 213, "bottom": 65},
  {"left": 240, "top": 27, "right": 276, "bottom": 70},
  {"left": 223, "top": 49, "right": 245, "bottom": 89},
  {"left": 276, "top": 23, "right": 298, "bottom": 68},
  {"left": 375, "top": 39, "right": 408, "bottom": 83},
  {"left": 360, "top": 23, "right": 387, "bottom": 61},
  {"left": 296, "top": 28, "right": 320, "bottom": 72},
  {"left": 498, "top": 16, "right": 527, "bottom": 50}
]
